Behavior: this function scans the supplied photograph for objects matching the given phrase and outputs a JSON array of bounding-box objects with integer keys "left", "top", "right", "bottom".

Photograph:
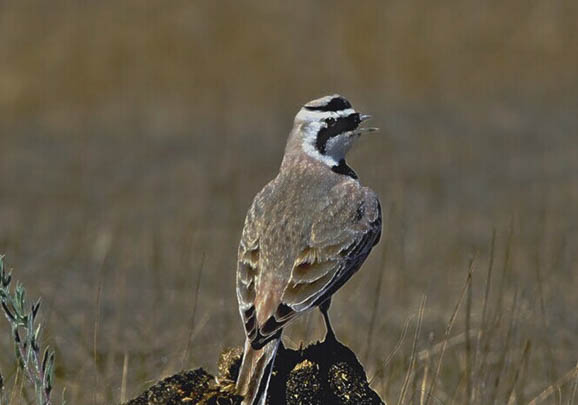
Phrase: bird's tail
[{"left": 236, "top": 337, "right": 280, "bottom": 405}]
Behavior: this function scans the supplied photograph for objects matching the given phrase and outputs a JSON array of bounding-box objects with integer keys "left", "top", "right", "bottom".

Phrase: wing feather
[
  {"left": 283, "top": 184, "right": 381, "bottom": 312},
  {"left": 237, "top": 179, "right": 382, "bottom": 350},
  {"left": 236, "top": 183, "right": 275, "bottom": 343}
]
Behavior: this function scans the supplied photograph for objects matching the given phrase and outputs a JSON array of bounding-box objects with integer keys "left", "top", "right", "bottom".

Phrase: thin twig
[
  {"left": 92, "top": 230, "right": 112, "bottom": 405},
  {"left": 527, "top": 364, "right": 578, "bottom": 405},
  {"left": 417, "top": 330, "right": 479, "bottom": 362},
  {"left": 480, "top": 230, "right": 496, "bottom": 335},
  {"left": 489, "top": 288, "right": 519, "bottom": 405},
  {"left": 568, "top": 362, "right": 578, "bottom": 405},
  {"left": 371, "top": 316, "right": 412, "bottom": 387},
  {"left": 383, "top": 317, "right": 411, "bottom": 369},
  {"left": 473, "top": 229, "right": 495, "bottom": 403},
  {"left": 505, "top": 340, "right": 531, "bottom": 405},
  {"left": 181, "top": 253, "right": 206, "bottom": 368},
  {"left": 365, "top": 206, "right": 390, "bottom": 362},
  {"left": 535, "top": 234, "right": 558, "bottom": 393},
  {"left": 420, "top": 362, "right": 428, "bottom": 405},
  {"left": 424, "top": 260, "right": 474, "bottom": 405},
  {"left": 397, "top": 295, "right": 426, "bottom": 405},
  {"left": 465, "top": 255, "right": 473, "bottom": 405},
  {"left": 120, "top": 352, "right": 128, "bottom": 404},
  {"left": 495, "top": 222, "right": 513, "bottom": 327}
]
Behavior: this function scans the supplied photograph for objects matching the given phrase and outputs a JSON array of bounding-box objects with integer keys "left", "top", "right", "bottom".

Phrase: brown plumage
[{"left": 235, "top": 95, "right": 382, "bottom": 405}]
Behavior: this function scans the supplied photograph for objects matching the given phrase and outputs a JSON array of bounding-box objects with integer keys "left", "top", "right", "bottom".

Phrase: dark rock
[
  {"left": 285, "top": 360, "right": 322, "bottom": 405},
  {"left": 328, "top": 362, "right": 383, "bottom": 405},
  {"left": 123, "top": 368, "right": 214, "bottom": 405},
  {"left": 123, "top": 336, "right": 384, "bottom": 405},
  {"left": 122, "top": 368, "right": 242, "bottom": 405},
  {"left": 217, "top": 347, "right": 243, "bottom": 384}
]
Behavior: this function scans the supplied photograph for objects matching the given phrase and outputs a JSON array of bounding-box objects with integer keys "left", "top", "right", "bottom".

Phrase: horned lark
[{"left": 235, "top": 95, "right": 382, "bottom": 405}]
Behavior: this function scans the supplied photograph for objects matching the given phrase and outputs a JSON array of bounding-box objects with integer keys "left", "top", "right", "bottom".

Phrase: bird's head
[{"left": 290, "top": 94, "right": 376, "bottom": 168}]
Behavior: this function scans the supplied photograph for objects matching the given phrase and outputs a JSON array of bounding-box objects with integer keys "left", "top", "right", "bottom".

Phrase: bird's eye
[{"left": 325, "top": 118, "right": 336, "bottom": 126}]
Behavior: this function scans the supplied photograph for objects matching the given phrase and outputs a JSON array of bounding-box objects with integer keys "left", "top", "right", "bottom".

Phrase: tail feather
[{"left": 236, "top": 337, "right": 280, "bottom": 405}]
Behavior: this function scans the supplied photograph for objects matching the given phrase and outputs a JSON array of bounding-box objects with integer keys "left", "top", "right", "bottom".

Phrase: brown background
[{"left": 1, "top": 1, "right": 577, "bottom": 403}]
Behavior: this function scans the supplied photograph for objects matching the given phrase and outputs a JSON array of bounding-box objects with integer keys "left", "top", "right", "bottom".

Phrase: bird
[{"left": 235, "top": 94, "right": 382, "bottom": 405}]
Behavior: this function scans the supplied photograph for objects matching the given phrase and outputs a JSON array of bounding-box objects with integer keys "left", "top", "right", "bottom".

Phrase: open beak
[{"left": 356, "top": 114, "right": 378, "bottom": 134}]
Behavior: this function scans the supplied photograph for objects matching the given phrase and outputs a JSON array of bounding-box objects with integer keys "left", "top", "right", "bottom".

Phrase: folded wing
[{"left": 237, "top": 182, "right": 381, "bottom": 349}]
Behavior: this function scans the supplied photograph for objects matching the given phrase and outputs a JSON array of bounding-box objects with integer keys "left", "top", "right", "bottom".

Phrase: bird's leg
[{"left": 319, "top": 298, "right": 336, "bottom": 342}]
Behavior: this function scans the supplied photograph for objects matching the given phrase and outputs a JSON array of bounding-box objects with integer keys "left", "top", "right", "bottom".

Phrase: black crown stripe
[{"left": 304, "top": 96, "right": 352, "bottom": 112}]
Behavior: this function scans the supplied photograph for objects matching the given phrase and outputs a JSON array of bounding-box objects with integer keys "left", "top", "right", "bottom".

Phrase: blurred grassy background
[{"left": 1, "top": 1, "right": 577, "bottom": 403}]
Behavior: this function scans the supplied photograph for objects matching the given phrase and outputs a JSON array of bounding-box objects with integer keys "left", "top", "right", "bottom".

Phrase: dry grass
[{"left": 0, "top": 1, "right": 577, "bottom": 404}]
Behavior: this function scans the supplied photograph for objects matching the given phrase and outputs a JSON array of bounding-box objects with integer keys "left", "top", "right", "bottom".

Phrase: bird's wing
[
  {"left": 284, "top": 182, "right": 382, "bottom": 311},
  {"left": 236, "top": 183, "right": 272, "bottom": 347},
  {"left": 240, "top": 181, "right": 381, "bottom": 349}
]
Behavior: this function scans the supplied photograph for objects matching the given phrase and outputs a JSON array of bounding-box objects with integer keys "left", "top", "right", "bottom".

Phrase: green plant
[{"left": 0, "top": 255, "right": 60, "bottom": 405}]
